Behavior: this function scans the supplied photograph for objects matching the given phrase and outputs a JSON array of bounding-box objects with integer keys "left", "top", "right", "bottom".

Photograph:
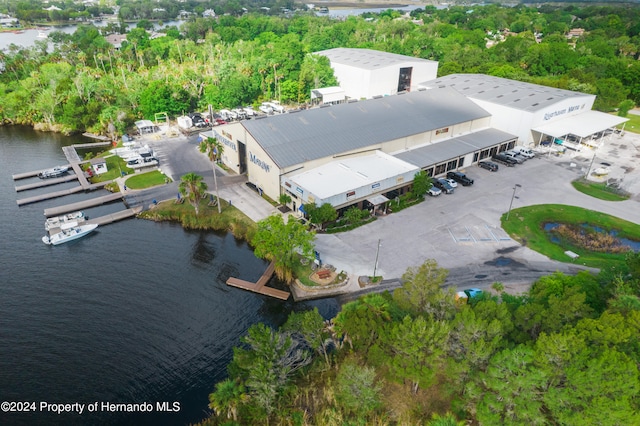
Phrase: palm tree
[
  {"left": 199, "top": 137, "right": 224, "bottom": 213},
  {"left": 179, "top": 172, "right": 208, "bottom": 215},
  {"left": 208, "top": 379, "right": 247, "bottom": 422}
]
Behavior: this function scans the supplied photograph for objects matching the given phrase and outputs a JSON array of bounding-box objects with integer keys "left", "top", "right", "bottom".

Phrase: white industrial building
[
  {"left": 419, "top": 74, "right": 628, "bottom": 149},
  {"left": 202, "top": 87, "right": 517, "bottom": 214},
  {"left": 315, "top": 48, "right": 439, "bottom": 100}
]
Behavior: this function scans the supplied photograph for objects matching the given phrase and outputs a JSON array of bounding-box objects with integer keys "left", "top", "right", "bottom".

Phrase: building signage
[
  {"left": 372, "top": 182, "right": 380, "bottom": 189},
  {"left": 346, "top": 190, "right": 356, "bottom": 200},
  {"left": 222, "top": 130, "right": 232, "bottom": 140},
  {"left": 543, "top": 104, "right": 584, "bottom": 121},
  {"left": 213, "top": 131, "right": 237, "bottom": 152},
  {"left": 435, "top": 127, "right": 449, "bottom": 135},
  {"left": 296, "top": 186, "right": 303, "bottom": 194},
  {"left": 249, "top": 152, "right": 271, "bottom": 173}
]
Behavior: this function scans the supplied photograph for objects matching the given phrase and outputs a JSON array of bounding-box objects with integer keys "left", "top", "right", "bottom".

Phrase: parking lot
[{"left": 314, "top": 131, "right": 640, "bottom": 290}]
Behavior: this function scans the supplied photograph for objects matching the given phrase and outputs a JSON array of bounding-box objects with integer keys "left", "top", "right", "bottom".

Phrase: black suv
[
  {"left": 446, "top": 171, "right": 474, "bottom": 186},
  {"left": 492, "top": 153, "right": 517, "bottom": 167}
]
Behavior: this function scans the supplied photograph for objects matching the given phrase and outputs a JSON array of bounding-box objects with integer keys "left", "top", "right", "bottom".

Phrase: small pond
[{"left": 544, "top": 222, "right": 640, "bottom": 252}]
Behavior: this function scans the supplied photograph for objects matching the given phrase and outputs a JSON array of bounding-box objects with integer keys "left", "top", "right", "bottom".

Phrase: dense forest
[
  {"left": 202, "top": 255, "right": 640, "bottom": 424},
  {"left": 1, "top": 4, "right": 640, "bottom": 136}
]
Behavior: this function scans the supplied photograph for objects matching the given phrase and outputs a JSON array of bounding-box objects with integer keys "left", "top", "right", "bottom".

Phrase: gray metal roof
[
  {"left": 420, "top": 74, "right": 592, "bottom": 113},
  {"left": 243, "top": 88, "right": 490, "bottom": 169},
  {"left": 394, "top": 128, "right": 517, "bottom": 168},
  {"left": 315, "top": 47, "right": 437, "bottom": 71}
]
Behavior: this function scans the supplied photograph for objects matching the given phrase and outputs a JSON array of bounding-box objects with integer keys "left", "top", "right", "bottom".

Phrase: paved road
[{"left": 123, "top": 129, "right": 640, "bottom": 296}]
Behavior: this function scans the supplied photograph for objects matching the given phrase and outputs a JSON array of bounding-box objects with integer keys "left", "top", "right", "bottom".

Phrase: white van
[{"left": 512, "top": 146, "right": 535, "bottom": 158}]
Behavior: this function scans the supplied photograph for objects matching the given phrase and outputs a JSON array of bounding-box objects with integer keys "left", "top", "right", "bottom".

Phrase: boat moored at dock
[
  {"left": 45, "top": 211, "right": 86, "bottom": 231},
  {"left": 42, "top": 222, "right": 98, "bottom": 246},
  {"left": 38, "top": 166, "right": 69, "bottom": 179}
]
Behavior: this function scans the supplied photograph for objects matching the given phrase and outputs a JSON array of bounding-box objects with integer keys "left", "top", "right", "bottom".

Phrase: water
[
  {"left": 0, "top": 126, "right": 339, "bottom": 425},
  {"left": 544, "top": 222, "right": 640, "bottom": 251}
]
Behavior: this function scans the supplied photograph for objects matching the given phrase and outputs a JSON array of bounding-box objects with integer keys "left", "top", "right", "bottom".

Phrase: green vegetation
[
  {"left": 3, "top": 5, "right": 640, "bottom": 135},
  {"left": 139, "top": 196, "right": 256, "bottom": 241},
  {"left": 179, "top": 172, "right": 208, "bottom": 215},
  {"left": 619, "top": 113, "right": 640, "bottom": 134},
  {"left": 124, "top": 170, "right": 170, "bottom": 189},
  {"left": 571, "top": 178, "right": 629, "bottom": 201},
  {"left": 204, "top": 258, "right": 640, "bottom": 424},
  {"left": 87, "top": 155, "right": 132, "bottom": 183},
  {"left": 252, "top": 215, "right": 315, "bottom": 282},
  {"left": 501, "top": 204, "right": 640, "bottom": 269}
]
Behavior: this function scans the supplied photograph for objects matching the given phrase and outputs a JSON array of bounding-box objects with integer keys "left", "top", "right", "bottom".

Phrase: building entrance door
[
  {"left": 398, "top": 67, "right": 413, "bottom": 93},
  {"left": 238, "top": 141, "right": 247, "bottom": 174}
]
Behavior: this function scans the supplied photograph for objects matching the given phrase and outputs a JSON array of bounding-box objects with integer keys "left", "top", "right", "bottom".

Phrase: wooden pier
[
  {"left": 226, "top": 261, "right": 290, "bottom": 300},
  {"left": 43, "top": 193, "right": 123, "bottom": 217},
  {"left": 17, "top": 186, "right": 86, "bottom": 206}
]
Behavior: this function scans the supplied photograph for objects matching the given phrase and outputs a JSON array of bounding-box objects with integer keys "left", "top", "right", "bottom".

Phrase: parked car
[
  {"left": 478, "top": 161, "right": 499, "bottom": 172},
  {"left": 434, "top": 178, "right": 455, "bottom": 194},
  {"left": 492, "top": 153, "right": 517, "bottom": 167},
  {"left": 189, "top": 113, "right": 207, "bottom": 128},
  {"left": 443, "top": 178, "right": 458, "bottom": 188},
  {"left": 504, "top": 150, "right": 526, "bottom": 164},
  {"left": 427, "top": 186, "right": 442, "bottom": 196},
  {"left": 259, "top": 102, "right": 273, "bottom": 115},
  {"left": 446, "top": 171, "right": 474, "bottom": 186},
  {"left": 512, "top": 146, "right": 535, "bottom": 159},
  {"left": 214, "top": 118, "right": 228, "bottom": 126}
]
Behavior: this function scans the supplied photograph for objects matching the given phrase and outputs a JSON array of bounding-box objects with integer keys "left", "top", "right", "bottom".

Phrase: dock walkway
[
  {"left": 43, "top": 192, "right": 123, "bottom": 217},
  {"left": 15, "top": 174, "right": 78, "bottom": 192},
  {"left": 226, "top": 261, "right": 290, "bottom": 300}
]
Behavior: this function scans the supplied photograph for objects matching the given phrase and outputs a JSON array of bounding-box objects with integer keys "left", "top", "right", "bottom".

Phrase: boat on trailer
[
  {"left": 42, "top": 222, "right": 98, "bottom": 246},
  {"left": 45, "top": 211, "right": 86, "bottom": 231},
  {"left": 38, "top": 166, "right": 69, "bottom": 179}
]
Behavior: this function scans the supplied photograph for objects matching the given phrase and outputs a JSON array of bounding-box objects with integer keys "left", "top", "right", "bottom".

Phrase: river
[{"left": 0, "top": 126, "right": 340, "bottom": 425}]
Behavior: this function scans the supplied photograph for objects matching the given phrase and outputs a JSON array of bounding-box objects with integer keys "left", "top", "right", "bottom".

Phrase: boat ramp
[{"left": 226, "top": 261, "right": 290, "bottom": 300}]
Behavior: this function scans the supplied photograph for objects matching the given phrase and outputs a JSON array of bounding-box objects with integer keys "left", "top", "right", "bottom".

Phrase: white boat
[
  {"left": 45, "top": 211, "right": 85, "bottom": 231},
  {"left": 38, "top": 165, "right": 68, "bottom": 179},
  {"left": 42, "top": 223, "right": 98, "bottom": 246}
]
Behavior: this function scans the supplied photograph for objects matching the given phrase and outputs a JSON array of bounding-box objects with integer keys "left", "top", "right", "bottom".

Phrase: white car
[
  {"left": 443, "top": 178, "right": 458, "bottom": 188},
  {"left": 259, "top": 103, "right": 273, "bottom": 114}
]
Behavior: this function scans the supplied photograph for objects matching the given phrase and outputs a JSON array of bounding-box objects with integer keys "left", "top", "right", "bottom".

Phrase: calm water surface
[{"left": 0, "top": 126, "right": 339, "bottom": 425}]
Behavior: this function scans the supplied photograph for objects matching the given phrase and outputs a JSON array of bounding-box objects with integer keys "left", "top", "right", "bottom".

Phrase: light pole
[
  {"left": 373, "top": 239, "right": 381, "bottom": 280},
  {"left": 506, "top": 184, "right": 521, "bottom": 221}
]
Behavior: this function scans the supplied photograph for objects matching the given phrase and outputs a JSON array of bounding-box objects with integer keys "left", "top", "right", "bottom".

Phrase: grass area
[
  {"left": 86, "top": 154, "right": 132, "bottom": 182},
  {"left": 571, "top": 178, "right": 629, "bottom": 201},
  {"left": 501, "top": 204, "right": 640, "bottom": 269},
  {"left": 618, "top": 113, "right": 640, "bottom": 134},
  {"left": 125, "top": 170, "right": 171, "bottom": 189},
  {"left": 139, "top": 196, "right": 257, "bottom": 241}
]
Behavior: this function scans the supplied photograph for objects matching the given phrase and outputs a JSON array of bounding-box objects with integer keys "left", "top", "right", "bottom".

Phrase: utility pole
[
  {"left": 506, "top": 184, "right": 521, "bottom": 221},
  {"left": 373, "top": 239, "right": 381, "bottom": 280},
  {"left": 209, "top": 105, "right": 221, "bottom": 214}
]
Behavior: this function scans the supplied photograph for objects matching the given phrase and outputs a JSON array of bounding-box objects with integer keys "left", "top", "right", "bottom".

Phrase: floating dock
[
  {"left": 15, "top": 174, "right": 79, "bottom": 192},
  {"left": 43, "top": 193, "right": 123, "bottom": 217},
  {"left": 12, "top": 165, "right": 71, "bottom": 181},
  {"left": 226, "top": 261, "right": 290, "bottom": 300},
  {"left": 44, "top": 206, "right": 143, "bottom": 237},
  {"left": 17, "top": 186, "right": 86, "bottom": 206}
]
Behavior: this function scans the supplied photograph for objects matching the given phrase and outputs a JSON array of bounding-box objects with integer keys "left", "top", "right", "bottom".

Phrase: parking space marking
[{"left": 447, "top": 225, "right": 512, "bottom": 243}]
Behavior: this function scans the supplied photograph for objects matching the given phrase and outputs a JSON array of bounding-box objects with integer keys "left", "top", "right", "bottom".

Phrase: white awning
[
  {"left": 367, "top": 194, "right": 389, "bottom": 205},
  {"left": 533, "top": 111, "right": 628, "bottom": 138}
]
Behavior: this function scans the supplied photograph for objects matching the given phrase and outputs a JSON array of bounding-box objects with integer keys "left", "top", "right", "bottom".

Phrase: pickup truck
[
  {"left": 492, "top": 153, "right": 517, "bottom": 167},
  {"left": 446, "top": 171, "right": 474, "bottom": 186}
]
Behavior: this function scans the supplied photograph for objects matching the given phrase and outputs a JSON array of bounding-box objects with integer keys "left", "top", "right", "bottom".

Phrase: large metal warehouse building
[
  {"left": 419, "top": 74, "right": 628, "bottom": 149},
  {"left": 203, "top": 88, "right": 517, "bottom": 214},
  {"left": 315, "top": 48, "right": 439, "bottom": 100}
]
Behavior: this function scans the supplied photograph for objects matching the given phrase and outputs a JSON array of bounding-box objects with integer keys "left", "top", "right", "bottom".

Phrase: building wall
[
  {"left": 332, "top": 61, "right": 438, "bottom": 100},
  {"left": 531, "top": 95, "right": 595, "bottom": 129},
  {"left": 212, "top": 123, "right": 243, "bottom": 174}
]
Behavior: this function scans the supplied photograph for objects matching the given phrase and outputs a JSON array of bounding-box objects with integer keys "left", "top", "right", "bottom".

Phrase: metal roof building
[
  {"left": 419, "top": 74, "right": 627, "bottom": 146},
  {"left": 242, "top": 87, "right": 490, "bottom": 169},
  {"left": 315, "top": 48, "right": 439, "bottom": 100},
  {"left": 203, "top": 87, "right": 516, "bottom": 211}
]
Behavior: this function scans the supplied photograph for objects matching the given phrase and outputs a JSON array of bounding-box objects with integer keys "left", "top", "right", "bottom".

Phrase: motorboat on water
[
  {"left": 38, "top": 165, "right": 68, "bottom": 179},
  {"left": 45, "top": 211, "right": 86, "bottom": 231},
  {"left": 42, "top": 222, "right": 98, "bottom": 246}
]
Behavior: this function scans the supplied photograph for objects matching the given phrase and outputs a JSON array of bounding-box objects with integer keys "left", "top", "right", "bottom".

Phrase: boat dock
[
  {"left": 226, "top": 261, "right": 290, "bottom": 300},
  {"left": 45, "top": 206, "right": 143, "bottom": 236},
  {"left": 15, "top": 174, "right": 78, "bottom": 191},
  {"left": 17, "top": 186, "right": 86, "bottom": 206},
  {"left": 12, "top": 165, "right": 72, "bottom": 181},
  {"left": 43, "top": 193, "right": 123, "bottom": 217}
]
